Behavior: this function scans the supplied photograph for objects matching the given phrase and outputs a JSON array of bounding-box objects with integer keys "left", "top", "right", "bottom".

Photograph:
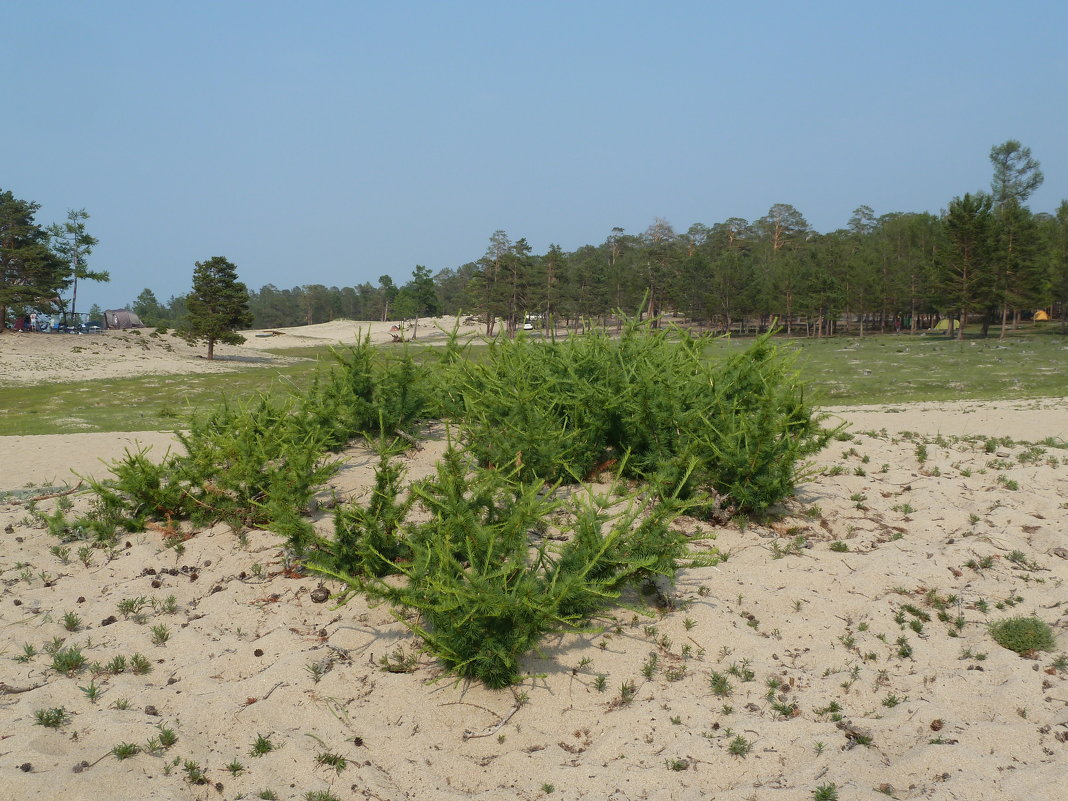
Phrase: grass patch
[
  {"left": 791, "top": 329, "right": 1068, "bottom": 405},
  {"left": 5, "top": 330, "right": 1067, "bottom": 437}
]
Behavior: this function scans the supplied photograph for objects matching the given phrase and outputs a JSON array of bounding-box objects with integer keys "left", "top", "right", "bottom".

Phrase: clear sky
[{"left": 6, "top": 0, "right": 1066, "bottom": 312}]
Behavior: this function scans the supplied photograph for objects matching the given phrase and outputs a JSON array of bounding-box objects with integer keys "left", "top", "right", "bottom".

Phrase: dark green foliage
[
  {"left": 85, "top": 396, "right": 338, "bottom": 534},
  {"left": 313, "top": 449, "right": 711, "bottom": 688},
  {"left": 989, "top": 616, "right": 1056, "bottom": 654},
  {"left": 0, "top": 189, "right": 71, "bottom": 331},
  {"left": 178, "top": 256, "right": 253, "bottom": 360},
  {"left": 300, "top": 338, "right": 427, "bottom": 450},
  {"left": 439, "top": 318, "right": 833, "bottom": 512},
  {"left": 314, "top": 448, "right": 411, "bottom": 578}
]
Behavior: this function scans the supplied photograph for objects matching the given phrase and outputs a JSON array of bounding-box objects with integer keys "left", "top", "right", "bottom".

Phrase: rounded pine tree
[{"left": 178, "top": 256, "right": 253, "bottom": 360}]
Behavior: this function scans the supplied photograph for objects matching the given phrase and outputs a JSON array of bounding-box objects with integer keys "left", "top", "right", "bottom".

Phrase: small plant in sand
[
  {"left": 989, "top": 616, "right": 1056, "bottom": 655},
  {"left": 150, "top": 624, "right": 171, "bottom": 646},
  {"left": 182, "top": 760, "right": 207, "bottom": 785},
  {"left": 250, "top": 733, "right": 276, "bottom": 757},
  {"left": 34, "top": 707, "right": 70, "bottom": 728},
  {"left": 709, "top": 670, "right": 733, "bottom": 697},
  {"left": 315, "top": 751, "right": 347, "bottom": 774},
  {"left": 157, "top": 724, "right": 178, "bottom": 748},
  {"left": 130, "top": 653, "right": 152, "bottom": 675},
  {"left": 728, "top": 735, "right": 752, "bottom": 757},
  {"left": 117, "top": 596, "right": 150, "bottom": 621},
  {"left": 106, "top": 655, "right": 127, "bottom": 674},
  {"left": 15, "top": 643, "right": 36, "bottom": 663},
  {"left": 51, "top": 646, "right": 86, "bottom": 676},
  {"left": 77, "top": 545, "right": 94, "bottom": 567},
  {"left": 813, "top": 784, "right": 839, "bottom": 801},
  {"left": 111, "top": 742, "right": 140, "bottom": 760}
]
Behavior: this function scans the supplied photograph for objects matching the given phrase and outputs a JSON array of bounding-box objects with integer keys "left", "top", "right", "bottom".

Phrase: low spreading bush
[
  {"left": 81, "top": 342, "right": 428, "bottom": 537},
  {"left": 309, "top": 448, "right": 717, "bottom": 688},
  {"left": 438, "top": 318, "right": 834, "bottom": 513}
]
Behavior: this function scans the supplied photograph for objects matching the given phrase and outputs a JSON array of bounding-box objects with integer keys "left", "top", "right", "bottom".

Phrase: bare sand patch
[
  {"left": 0, "top": 330, "right": 294, "bottom": 386},
  {"left": 0, "top": 317, "right": 475, "bottom": 387}
]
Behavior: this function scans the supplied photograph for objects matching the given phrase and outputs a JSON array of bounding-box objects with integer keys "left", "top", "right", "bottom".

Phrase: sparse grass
[
  {"left": 10, "top": 330, "right": 1067, "bottom": 438},
  {"left": 792, "top": 330, "right": 1068, "bottom": 405},
  {"left": 0, "top": 359, "right": 324, "bottom": 435}
]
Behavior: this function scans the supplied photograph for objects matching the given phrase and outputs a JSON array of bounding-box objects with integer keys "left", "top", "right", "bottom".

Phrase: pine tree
[
  {"left": 178, "top": 256, "right": 253, "bottom": 360},
  {"left": 0, "top": 189, "right": 68, "bottom": 331}
]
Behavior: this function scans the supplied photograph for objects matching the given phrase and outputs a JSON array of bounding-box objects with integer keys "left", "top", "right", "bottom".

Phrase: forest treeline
[{"left": 126, "top": 141, "right": 1066, "bottom": 338}]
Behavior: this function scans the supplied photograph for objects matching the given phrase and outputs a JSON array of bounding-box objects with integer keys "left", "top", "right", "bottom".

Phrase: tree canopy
[
  {"left": 177, "top": 256, "right": 253, "bottom": 359},
  {"left": 0, "top": 190, "right": 107, "bottom": 331}
]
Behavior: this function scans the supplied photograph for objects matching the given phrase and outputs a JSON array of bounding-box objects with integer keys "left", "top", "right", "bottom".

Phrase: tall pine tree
[{"left": 178, "top": 256, "right": 253, "bottom": 360}]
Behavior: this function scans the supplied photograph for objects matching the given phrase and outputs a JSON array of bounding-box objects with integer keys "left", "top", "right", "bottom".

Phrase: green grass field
[
  {"left": 793, "top": 327, "right": 1068, "bottom": 405},
  {"left": 1, "top": 326, "right": 1065, "bottom": 436}
]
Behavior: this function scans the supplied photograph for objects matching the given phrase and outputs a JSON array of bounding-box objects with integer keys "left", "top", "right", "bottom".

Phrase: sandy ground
[
  {"left": 0, "top": 317, "right": 465, "bottom": 386},
  {"left": 1, "top": 329, "right": 1067, "bottom": 800}
]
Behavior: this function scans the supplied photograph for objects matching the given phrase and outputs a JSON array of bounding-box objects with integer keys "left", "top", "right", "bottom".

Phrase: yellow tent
[{"left": 1034, "top": 310, "right": 1050, "bottom": 321}]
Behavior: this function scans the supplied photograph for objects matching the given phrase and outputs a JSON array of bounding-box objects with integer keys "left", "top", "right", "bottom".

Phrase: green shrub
[
  {"left": 311, "top": 448, "right": 716, "bottom": 688},
  {"left": 439, "top": 318, "right": 834, "bottom": 513},
  {"left": 989, "top": 616, "right": 1056, "bottom": 654},
  {"left": 300, "top": 338, "right": 428, "bottom": 450},
  {"left": 84, "top": 339, "right": 428, "bottom": 538},
  {"left": 313, "top": 446, "right": 412, "bottom": 577}
]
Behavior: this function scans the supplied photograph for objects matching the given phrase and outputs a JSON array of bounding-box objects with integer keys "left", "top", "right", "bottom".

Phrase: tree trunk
[{"left": 207, "top": 338, "right": 215, "bottom": 360}]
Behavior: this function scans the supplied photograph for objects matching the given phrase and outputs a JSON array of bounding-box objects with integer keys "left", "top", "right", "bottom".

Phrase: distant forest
[{"left": 129, "top": 142, "right": 1068, "bottom": 339}]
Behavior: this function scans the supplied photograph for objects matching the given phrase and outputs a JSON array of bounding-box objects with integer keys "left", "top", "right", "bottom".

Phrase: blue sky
[{"left": 6, "top": 1, "right": 1066, "bottom": 312}]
